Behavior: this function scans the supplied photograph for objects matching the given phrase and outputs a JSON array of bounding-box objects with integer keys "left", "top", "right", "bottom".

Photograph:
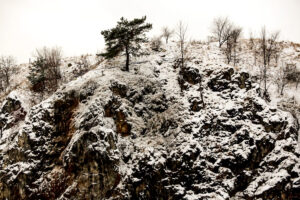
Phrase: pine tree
[
  {"left": 100, "top": 16, "right": 152, "bottom": 71},
  {"left": 27, "top": 57, "right": 46, "bottom": 93}
]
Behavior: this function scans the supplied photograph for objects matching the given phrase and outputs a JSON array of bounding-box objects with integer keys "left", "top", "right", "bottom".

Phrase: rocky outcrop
[
  {"left": 112, "top": 67, "right": 299, "bottom": 200},
  {"left": 178, "top": 66, "right": 201, "bottom": 91},
  {"left": 0, "top": 57, "right": 299, "bottom": 200},
  {"left": 104, "top": 97, "right": 132, "bottom": 136},
  {"left": 0, "top": 96, "right": 26, "bottom": 135},
  {"left": 0, "top": 87, "right": 120, "bottom": 199}
]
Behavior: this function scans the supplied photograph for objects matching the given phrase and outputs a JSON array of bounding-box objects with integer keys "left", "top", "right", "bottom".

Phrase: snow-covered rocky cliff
[{"left": 0, "top": 41, "right": 299, "bottom": 199}]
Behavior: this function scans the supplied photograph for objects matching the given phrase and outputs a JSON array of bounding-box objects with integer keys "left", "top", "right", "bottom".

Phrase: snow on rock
[{"left": 0, "top": 41, "right": 299, "bottom": 199}]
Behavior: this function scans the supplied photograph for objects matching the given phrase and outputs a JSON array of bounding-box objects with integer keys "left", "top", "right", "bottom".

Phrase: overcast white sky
[{"left": 0, "top": 0, "right": 299, "bottom": 63}]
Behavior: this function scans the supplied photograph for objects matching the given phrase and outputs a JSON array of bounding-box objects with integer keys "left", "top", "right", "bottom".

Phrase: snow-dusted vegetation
[
  {"left": 0, "top": 36, "right": 299, "bottom": 199},
  {"left": 0, "top": 12, "right": 299, "bottom": 200}
]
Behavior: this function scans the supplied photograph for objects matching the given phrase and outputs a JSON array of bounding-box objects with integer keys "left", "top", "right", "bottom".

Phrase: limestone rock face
[
  {"left": 0, "top": 96, "right": 26, "bottom": 134},
  {"left": 0, "top": 49, "right": 299, "bottom": 200}
]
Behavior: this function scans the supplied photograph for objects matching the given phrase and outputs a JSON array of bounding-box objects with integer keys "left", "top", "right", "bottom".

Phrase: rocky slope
[{"left": 0, "top": 42, "right": 299, "bottom": 199}]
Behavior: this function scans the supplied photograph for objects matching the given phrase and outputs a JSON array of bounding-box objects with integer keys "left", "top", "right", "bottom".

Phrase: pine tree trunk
[
  {"left": 280, "top": 84, "right": 284, "bottom": 95},
  {"left": 181, "top": 41, "right": 184, "bottom": 70},
  {"left": 264, "top": 64, "right": 267, "bottom": 95},
  {"left": 233, "top": 46, "right": 236, "bottom": 67},
  {"left": 125, "top": 46, "right": 130, "bottom": 71},
  {"left": 199, "top": 81, "right": 205, "bottom": 108},
  {"left": 181, "top": 54, "right": 184, "bottom": 69},
  {"left": 5, "top": 72, "right": 9, "bottom": 88}
]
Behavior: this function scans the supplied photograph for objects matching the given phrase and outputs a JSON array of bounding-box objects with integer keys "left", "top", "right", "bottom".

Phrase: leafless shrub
[
  {"left": 285, "top": 63, "right": 300, "bottom": 89},
  {"left": 161, "top": 26, "right": 174, "bottom": 44},
  {"left": 74, "top": 55, "right": 91, "bottom": 77},
  {"left": 150, "top": 36, "right": 162, "bottom": 51},
  {"left": 190, "top": 39, "right": 203, "bottom": 45},
  {"left": 272, "top": 62, "right": 290, "bottom": 95},
  {"left": 0, "top": 56, "right": 17, "bottom": 91},
  {"left": 176, "top": 21, "right": 188, "bottom": 70},
  {"left": 249, "top": 31, "right": 255, "bottom": 50}
]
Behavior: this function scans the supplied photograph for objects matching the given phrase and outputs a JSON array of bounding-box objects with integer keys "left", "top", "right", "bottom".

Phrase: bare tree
[
  {"left": 273, "top": 62, "right": 289, "bottom": 95},
  {"left": 249, "top": 32, "right": 260, "bottom": 66},
  {"left": 232, "top": 27, "right": 242, "bottom": 66},
  {"left": 224, "top": 26, "right": 242, "bottom": 65},
  {"left": 35, "top": 47, "right": 62, "bottom": 87},
  {"left": 28, "top": 47, "right": 62, "bottom": 93},
  {"left": 212, "top": 17, "right": 232, "bottom": 48},
  {"left": 260, "top": 26, "right": 280, "bottom": 98},
  {"left": 176, "top": 21, "right": 188, "bottom": 70},
  {"left": 0, "top": 56, "right": 16, "bottom": 90},
  {"left": 161, "top": 26, "right": 174, "bottom": 44},
  {"left": 249, "top": 31, "right": 255, "bottom": 50},
  {"left": 273, "top": 45, "right": 281, "bottom": 65},
  {"left": 285, "top": 63, "right": 300, "bottom": 89},
  {"left": 35, "top": 47, "right": 62, "bottom": 89}
]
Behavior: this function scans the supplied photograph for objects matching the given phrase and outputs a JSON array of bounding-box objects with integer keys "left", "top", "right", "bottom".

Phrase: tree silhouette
[{"left": 100, "top": 16, "right": 152, "bottom": 71}]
